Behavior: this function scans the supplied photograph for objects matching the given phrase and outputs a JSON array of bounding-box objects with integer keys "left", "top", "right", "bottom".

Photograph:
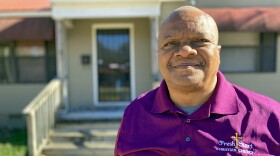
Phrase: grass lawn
[{"left": 0, "top": 129, "right": 27, "bottom": 156}]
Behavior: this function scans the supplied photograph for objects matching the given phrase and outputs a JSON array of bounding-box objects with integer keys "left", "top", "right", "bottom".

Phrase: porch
[
  {"left": 22, "top": 79, "right": 123, "bottom": 156},
  {"left": 20, "top": 1, "right": 162, "bottom": 155}
]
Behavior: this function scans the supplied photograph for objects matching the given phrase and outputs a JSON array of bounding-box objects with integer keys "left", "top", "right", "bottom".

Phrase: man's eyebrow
[
  {"left": 160, "top": 32, "right": 182, "bottom": 40},
  {"left": 161, "top": 35, "right": 174, "bottom": 40}
]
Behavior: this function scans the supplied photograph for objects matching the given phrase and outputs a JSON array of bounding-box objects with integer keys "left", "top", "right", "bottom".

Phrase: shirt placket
[{"left": 181, "top": 117, "right": 195, "bottom": 155}]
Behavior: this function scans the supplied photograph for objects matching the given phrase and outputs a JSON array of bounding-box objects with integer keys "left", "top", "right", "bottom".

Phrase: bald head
[
  {"left": 157, "top": 6, "right": 222, "bottom": 105},
  {"left": 159, "top": 6, "right": 219, "bottom": 44}
]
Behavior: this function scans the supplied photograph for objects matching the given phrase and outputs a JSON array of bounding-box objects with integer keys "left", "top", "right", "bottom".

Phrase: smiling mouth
[{"left": 173, "top": 63, "right": 201, "bottom": 69}]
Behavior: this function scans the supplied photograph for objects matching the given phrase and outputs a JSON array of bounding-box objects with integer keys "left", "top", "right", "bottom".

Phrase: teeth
[
  {"left": 176, "top": 63, "right": 198, "bottom": 67},
  {"left": 175, "top": 65, "right": 196, "bottom": 68}
]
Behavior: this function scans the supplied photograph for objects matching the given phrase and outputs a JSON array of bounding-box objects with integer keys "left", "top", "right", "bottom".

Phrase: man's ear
[{"left": 216, "top": 45, "right": 222, "bottom": 53}]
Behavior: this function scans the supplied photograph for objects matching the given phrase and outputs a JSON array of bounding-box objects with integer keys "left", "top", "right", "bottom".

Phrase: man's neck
[{"left": 167, "top": 77, "right": 217, "bottom": 107}]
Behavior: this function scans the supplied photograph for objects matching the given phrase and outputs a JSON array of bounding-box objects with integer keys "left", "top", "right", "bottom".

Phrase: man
[{"left": 115, "top": 6, "right": 280, "bottom": 155}]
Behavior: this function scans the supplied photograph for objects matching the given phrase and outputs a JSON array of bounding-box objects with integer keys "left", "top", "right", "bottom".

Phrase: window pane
[
  {"left": 261, "top": 33, "right": 276, "bottom": 45},
  {"left": 97, "top": 29, "right": 130, "bottom": 102},
  {"left": 17, "top": 57, "right": 46, "bottom": 82},
  {"left": 46, "top": 41, "right": 57, "bottom": 81},
  {"left": 260, "top": 33, "right": 276, "bottom": 72},
  {"left": 220, "top": 46, "right": 259, "bottom": 72},
  {"left": 261, "top": 46, "right": 276, "bottom": 72},
  {"left": 16, "top": 41, "right": 46, "bottom": 82},
  {"left": 0, "top": 44, "right": 16, "bottom": 83}
]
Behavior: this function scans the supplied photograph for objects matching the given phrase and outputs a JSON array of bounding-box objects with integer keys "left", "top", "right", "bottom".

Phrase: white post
[
  {"left": 150, "top": 17, "right": 160, "bottom": 87},
  {"left": 55, "top": 19, "right": 69, "bottom": 111},
  {"left": 26, "top": 112, "right": 37, "bottom": 156},
  {"left": 55, "top": 20, "right": 64, "bottom": 79}
]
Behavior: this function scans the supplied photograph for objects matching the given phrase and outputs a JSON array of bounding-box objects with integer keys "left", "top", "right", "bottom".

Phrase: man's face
[{"left": 158, "top": 13, "right": 221, "bottom": 91}]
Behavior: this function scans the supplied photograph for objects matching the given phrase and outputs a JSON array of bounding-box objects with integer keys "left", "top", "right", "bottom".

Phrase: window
[
  {"left": 219, "top": 32, "right": 277, "bottom": 73},
  {"left": 0, "top": 41, "right": 56, "bottom": 83}
]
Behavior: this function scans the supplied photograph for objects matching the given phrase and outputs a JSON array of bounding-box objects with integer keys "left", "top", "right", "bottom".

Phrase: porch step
[{"left": 41, "top": 121, "right": 120, "bottom": 156}]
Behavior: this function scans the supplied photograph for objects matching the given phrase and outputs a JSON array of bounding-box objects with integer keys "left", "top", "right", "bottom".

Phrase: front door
[{"left": 92, "top": 24, "right": 135, "bottom": 106}]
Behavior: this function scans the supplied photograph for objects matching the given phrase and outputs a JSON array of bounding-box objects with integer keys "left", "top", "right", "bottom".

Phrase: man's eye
[
  {"left": 192, "top": 38, "right": 211, "bottom": 47},
  {"left": 194, "top": 38, "right": 209, "bottom": 43},
  {"left": 163, "top": 42, "right": 177, "bottom": 48}
]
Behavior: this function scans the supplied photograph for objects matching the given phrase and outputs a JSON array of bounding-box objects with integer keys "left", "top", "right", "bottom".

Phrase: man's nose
[{"left": 174, "top": 44, "right": 197, "bottom": 57}]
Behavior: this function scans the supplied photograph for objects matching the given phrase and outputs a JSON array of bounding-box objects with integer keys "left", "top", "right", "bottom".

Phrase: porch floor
[
  {"left": 41, "top": 121, "right": 121, "bottom": 156},
  {"left": 57, "top": 109, "right": 124, "bottom": 121}
]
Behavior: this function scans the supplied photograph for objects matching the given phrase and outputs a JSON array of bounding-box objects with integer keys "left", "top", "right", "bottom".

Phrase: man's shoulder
[{"left": 232, "top": 84, "right": 280, "bottom": 112}]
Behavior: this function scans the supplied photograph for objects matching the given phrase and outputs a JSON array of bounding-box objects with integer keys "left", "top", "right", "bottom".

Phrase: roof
[
  {"left": 201, "top": 7, "right": 280, "bottom": 32},
  {"left": 0, "top": 18, "right": 54, "bottom": 41},
  {"left": 0, "top": 0, "right": 53, "bottom": 41},
  {"left": 0, "top": 0, "right": 51, "bottom": 12}
]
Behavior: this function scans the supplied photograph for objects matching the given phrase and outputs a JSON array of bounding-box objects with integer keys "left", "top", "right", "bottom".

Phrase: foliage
[{"left": 0, "top": 129, "right": 27, "bottom": 156}]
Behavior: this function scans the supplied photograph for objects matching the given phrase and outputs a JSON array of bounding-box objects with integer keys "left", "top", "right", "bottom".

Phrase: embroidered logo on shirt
[
  {"left": 231, "top": 132, "right": 242, "bottom": 149},
  {"left": 215, "top": 132, "right": 255, "bottom": 154}
]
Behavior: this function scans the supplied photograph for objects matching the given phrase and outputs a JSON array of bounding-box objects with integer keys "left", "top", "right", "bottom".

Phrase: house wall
[
  {"left": 0, "top": 84, "right": 45, "bottom": 128},
  {"left": 67, "top": 18, "right": 152, "bottom": 109}
]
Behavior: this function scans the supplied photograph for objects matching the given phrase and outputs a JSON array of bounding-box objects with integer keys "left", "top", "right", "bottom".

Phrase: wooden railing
[{"left": 22, "top": 79, "right": 62, "bottom": 156}]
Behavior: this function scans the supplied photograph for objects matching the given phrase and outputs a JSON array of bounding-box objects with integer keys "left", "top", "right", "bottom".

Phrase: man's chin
[
  {"left": 173, "top": 68, "right": 204, "bottom": 77},
  {"left": 174, "top": 66, "right": 201, "bottom": 72},
  {"left": 170, "top": 74, "right": 204, "bottom": 86}
]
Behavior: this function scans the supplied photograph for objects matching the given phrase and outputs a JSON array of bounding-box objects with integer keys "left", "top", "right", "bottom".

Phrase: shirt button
[
  {"left": 186, "top": 119, "right": 191, "bottom": 123},
  {"left": 185, "top": 137, "right": 191, "bottom": 142}
]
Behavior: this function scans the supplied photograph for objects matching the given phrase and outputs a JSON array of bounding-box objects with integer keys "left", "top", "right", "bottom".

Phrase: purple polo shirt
[{"left": 115, "top": 71, "right": 280, "bottom": 156}]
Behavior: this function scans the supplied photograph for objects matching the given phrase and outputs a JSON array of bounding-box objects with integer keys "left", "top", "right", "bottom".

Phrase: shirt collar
[
  {"left": 209, "top": 71, "right": 240, "bottom": 115},
  {"left": 151, "top": 71, "right": 240, "bottom": 119},
  {"left": 151, "top": 80, "right": 178, "bottom": 113}
]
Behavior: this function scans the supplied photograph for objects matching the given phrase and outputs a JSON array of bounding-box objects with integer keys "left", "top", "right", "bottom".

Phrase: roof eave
[{"left": 0, "top": 10, "right": 51, "bottom": 18}]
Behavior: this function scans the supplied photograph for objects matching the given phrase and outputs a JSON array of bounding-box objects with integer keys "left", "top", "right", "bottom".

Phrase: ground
[{"left": 0, "top": 128, "right": 27, "bottom": 156}]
